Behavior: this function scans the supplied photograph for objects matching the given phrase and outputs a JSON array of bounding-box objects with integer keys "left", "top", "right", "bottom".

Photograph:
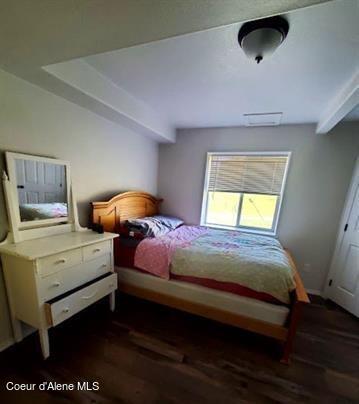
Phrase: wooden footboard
[
  {"left": 118, "top": 281, "right": 289, "bottom": 341},
  {"left": 119, "top": 259, "right": 310, "bottom": 365},
  {"left": 281, "top": 251, "right": 310, "bottom": 364}
]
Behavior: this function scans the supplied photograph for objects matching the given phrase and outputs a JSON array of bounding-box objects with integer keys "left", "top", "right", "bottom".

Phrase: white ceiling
[
  {"left": 2, "top": 0, "right": 329, "bottom": 142},
  {"left": 0, "top": 0, "right": 327, "bottom": 69},
  {"left": 84, "top": 0, "right": 359, "bottom": 129}
]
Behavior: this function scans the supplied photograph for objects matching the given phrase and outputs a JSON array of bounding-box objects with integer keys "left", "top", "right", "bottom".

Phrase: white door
[
  {"left": 326, "top": 158, "right": 359, "bottom": 316},
  {"left": 15, "top": 159, "right": 66, "bottom": 204}
]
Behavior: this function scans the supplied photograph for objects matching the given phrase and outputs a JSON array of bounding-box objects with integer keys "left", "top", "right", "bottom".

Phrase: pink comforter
[{"left": 134, "top": 225, "right": 207, "bottom": 279}]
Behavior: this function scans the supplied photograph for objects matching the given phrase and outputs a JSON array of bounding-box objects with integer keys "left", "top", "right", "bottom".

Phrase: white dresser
[
  {"left": 0, "top": 231, "right": 118, "bottom": 358},
  {"left": 0, "top": 151, "right": 119, "bottom": 359}
]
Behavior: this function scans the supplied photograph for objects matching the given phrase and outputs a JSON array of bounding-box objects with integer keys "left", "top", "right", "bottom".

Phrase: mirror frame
[{"left": 5, "top": 152, "right": 72, "bottom": 231}]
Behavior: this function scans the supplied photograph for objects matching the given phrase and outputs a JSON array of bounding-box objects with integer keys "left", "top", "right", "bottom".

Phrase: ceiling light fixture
[{"left": 238, "top": 16, "right": 289, "bottom": 64}]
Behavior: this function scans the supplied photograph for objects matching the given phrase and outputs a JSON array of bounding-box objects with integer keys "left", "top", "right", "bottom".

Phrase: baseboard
[
  {"left": 306, "top": 289, "right": 322, "bottom": 296},
  {"left": 0, "top": 337, "right": 14, "bottom": 352}
]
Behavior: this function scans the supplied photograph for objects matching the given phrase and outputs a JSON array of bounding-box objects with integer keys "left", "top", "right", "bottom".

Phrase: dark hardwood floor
[{"left": 0, "top": 293, "right": 358, "bottom": 403}]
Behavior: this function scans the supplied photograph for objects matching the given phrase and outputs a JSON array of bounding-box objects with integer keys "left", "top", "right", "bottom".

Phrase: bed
[{"left": 92, "top": 191, "right": 309, "bottom": 364}]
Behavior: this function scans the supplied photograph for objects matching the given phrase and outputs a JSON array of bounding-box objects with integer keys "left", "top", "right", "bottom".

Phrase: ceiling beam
[
  {"left": 316, "top": 71, "right": 359, "bottom": 134},
  {"left": 43, "top": 60, "right": 175, "bottom": 143}
]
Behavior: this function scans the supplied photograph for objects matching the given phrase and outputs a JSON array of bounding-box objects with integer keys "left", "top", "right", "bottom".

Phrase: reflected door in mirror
[{"left": 15, "top": 159, "right": 68, "bottom": 222}]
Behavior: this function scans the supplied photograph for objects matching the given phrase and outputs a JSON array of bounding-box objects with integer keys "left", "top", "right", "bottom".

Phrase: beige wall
[
  {"left": 0, "top": 69, "right": 159, "bottom": 349},
  {"left": 158, "top": 123, "right": 359, "bottom": 292}
]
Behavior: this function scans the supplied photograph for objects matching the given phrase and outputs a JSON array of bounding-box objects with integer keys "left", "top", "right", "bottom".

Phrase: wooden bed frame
[{"left": 92, "top": 191, "right": 310, "bottom": 364}]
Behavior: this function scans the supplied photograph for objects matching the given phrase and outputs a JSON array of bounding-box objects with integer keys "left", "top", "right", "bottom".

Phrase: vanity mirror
[
  {"left": 10, "top": 153, "right": 69, "bottom": 224},
  {"left": 3, "top": 152, "right": 77, "bottom": 243}
]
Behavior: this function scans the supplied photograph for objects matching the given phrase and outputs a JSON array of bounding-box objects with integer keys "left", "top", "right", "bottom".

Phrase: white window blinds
[{"left": 207, "top": 154, "right": 288, "bottom": 196}]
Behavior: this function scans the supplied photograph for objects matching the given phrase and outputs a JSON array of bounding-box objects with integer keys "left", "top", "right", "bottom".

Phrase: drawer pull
[
  {"left": 62, "top": 307, "right": 70, "bottom": 313},
  {"left": 55, "top": 258, "right": 67, "bottom": 264},
  {"left": 81, "top": 290, "right": 98, "bottom": 300},
  {"left": 93, "top": 248, "right": 101, "bottom": 253},
  {"left": 52, "top": 282, "right": 61, "bottom": 287}
]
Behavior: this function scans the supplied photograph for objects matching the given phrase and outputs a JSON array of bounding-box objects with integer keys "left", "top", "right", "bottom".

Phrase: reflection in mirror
[{"left": 15, "top": 158, "right": 68, "bottom": 222}]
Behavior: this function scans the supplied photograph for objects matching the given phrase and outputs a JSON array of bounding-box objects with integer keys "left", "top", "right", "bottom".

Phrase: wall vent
[{"left": 244, "top": 112, "right": 282, "bottom": 127}]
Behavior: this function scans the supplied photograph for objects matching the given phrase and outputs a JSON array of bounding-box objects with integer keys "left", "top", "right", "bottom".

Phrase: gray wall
[
  {"left": 158, "top": 123, "right": 359, "bottom": 292},
  {"left": 0, "top": 69, "right": 159, "bottom": 349}
]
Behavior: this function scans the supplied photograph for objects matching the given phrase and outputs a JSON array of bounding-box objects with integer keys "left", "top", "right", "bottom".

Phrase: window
[{"left": 201, "top": 152, "right": 290, "bottom": 234}]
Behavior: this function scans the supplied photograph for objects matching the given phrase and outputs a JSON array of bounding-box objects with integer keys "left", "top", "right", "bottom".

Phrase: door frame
[{"left": 323, "top": 156, "right": 359, "bottom": 299}]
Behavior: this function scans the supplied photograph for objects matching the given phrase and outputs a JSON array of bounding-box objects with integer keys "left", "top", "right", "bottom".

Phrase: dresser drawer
[
  {"left": 82, "top": 241, "right": 111, "bottom": 261},
  {"left": 85, "top": 253, "right": 112, "bottom": 278},
  {"left": 45, "top": 273, "right": 117, "bottom": 327},
  {"left": 39, "top": 272, "right": 67, "bottom": 301},
  {"left": 38, "top": 249, "right": 82, "bottom": 277},
  {"left": 39, "top": 254, "right": 113, "bottom": 301}
]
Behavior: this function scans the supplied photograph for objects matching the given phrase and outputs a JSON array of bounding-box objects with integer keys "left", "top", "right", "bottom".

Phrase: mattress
[
  {"left": 171, "top": 273, "right": 282, "bottom": 305},
  {"left": 116, "top": 266, "right": 290, "bottom": 326},
  {"left": 114, "top": 240, "right": 281, "bottom": 305},
  {"left": 134, "top": 225, "right": 295, "bottom": 304}
]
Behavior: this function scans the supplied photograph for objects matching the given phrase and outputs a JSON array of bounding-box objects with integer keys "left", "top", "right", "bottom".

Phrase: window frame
[{"left": 200, "top": 151, "right": 291, "bottom": 236}]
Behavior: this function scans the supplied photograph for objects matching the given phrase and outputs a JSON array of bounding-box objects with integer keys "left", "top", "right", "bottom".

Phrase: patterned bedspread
[{"left": 135, "top": 225, "right": 295, "bottom": 304}]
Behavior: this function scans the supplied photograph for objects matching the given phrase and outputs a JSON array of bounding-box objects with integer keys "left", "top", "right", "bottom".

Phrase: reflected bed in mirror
[
  {"left": 15, "top": 158, "right": 68, "bottom": 222},
  {"left": 19, "top": 202, "right": 68, "bottom": 221},
  {"left": 5, "top": 152, "right": 71, "bottom": 230}
]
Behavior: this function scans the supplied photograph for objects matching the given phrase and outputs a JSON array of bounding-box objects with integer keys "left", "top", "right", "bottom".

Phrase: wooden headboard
[{"left": 92, "top": 191, "right": 163, "bottom": 232}]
